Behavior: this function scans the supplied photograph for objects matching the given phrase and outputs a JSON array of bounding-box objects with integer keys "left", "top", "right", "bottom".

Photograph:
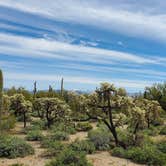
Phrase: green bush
[
  {"left": 50, "top": 131, "right": 69, "bottom": 141},
  {"left": 30, "top": 119, "right": 47, "bottom": 130},
  {"left": 160, "top": 125, "right": 166, "bottom": 135},
  {"left": 46, "top": 148, "right": 92, "bottom": 166},
  {"left": 143, "top": 126, "right": 160, "bottom": 136},
  {"left": 111, "top": 147, "right": 126, "bottom": 158},
  {"left": 26, "top": 130, "right": 43, "bottom": 141},
  {"left": 88, "top": 129, "right": 112, "bottom": 150},
  {"left": 0, "top": 115, "right": 16, "bottom": 131},
  {"left": 51, "top": 122, "right": 76, "bottom": 134},
  {"left": 112, "top": 145, "right": 166, "bottom": 166},
  {"left": 76, "top": 122, "right": 93, "bottom": 132},
  {"left": 157, "top": 141, "right": 166, "bottom": 153},
  {"left": 45, "top": 141, "right": 65, "bottom": 157},
  {"left": 0, "top": 135, "right": 34, "bottom": 158},
  {"left": 70, "top": 140, "right": 95, "bottom": 154}
]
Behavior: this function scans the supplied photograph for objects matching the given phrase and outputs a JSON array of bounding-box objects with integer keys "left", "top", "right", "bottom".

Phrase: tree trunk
[{"left": 23, "top": 112, "right": 26, "bottom": 128}]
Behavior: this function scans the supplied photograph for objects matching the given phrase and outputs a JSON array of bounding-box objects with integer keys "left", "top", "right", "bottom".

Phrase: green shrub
[
  {"left": 50, "top": 131, "right": 69, "bottom": 141},
  {"left": 160, "top": 125, "right": 166, "bottom": 135},
  {"left": 0, "top": 135, "right": 34, "bottom": 158},
  {"left": 46, "top": 148, "right": 92, "bottom": 166},
  {"left": 112, "top": 145, "right": 166, "bottom": 166},
  {"left": 26, "top": 130, "right": 43, "bottom": 141},
  {"left": 143, "top": 126, "right": 160, "bottom": 136},
  {"left": 70, "top": 140, "right": 95, "bottom": 154},
  {"left": 76, "top": 122, "right": 92, "bottom": 132},
  {"left": 111, "top": 147, "right": 126, "bottom": 158},
  {"left": 117, "top": 129, "right": 135, "bottom": 147},
  {"left": 157, "top": 141, "right": 166, "bottom": 153},
  {"left": 88, "top": 129, "right": 112, "bottom": 150},
  {"left": 51, "top": 122, "right": 76, "bottom": 134},
  {"left": 45, "top": 141, "right": 66, "bottom": 157},
  {"left": 0, "top": 115, "right": 16, "bottom": 131},
  {"left": 30, "top": 119, "right": 47, "bottom": 130},
  {"left": 41, "top": 136, "right": 53, "bottom": 148}
]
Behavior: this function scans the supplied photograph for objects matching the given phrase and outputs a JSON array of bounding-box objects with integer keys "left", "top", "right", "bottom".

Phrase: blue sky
[{"left": 0, "top": 0, "right": 166, "bottom": 92}]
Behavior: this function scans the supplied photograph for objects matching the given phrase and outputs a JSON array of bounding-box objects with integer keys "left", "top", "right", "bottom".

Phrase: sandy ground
[
  {"left": 0, "top": 121, "right": 146, "bottom": 166},
  {"left": 0, "top": 122, "right": 50, "bottom": 166},
  {"left": 87, "top": 151, "right": 145, "bottom": 166}
]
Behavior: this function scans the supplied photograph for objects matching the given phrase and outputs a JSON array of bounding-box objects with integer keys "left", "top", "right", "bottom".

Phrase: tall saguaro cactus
[
  {"left": 0, "top": 69, "right": 3, "bottom": 128},
  {"left": 33, "top": 81, "right": 37, "bottom": 99},
  {"left": 61, "top": 78, "right": 64, "bottom": 97}
]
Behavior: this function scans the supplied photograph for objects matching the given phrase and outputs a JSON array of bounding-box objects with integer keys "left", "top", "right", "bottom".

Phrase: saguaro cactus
[
  {"left": 0, "top": 69, "right": 3, "bottom": 128},
  {"left": 61, "top": 78, "right": 64, "bottom": 97},
  {"left": 33, "top": 81, "right": 37, "bottom": 99}
]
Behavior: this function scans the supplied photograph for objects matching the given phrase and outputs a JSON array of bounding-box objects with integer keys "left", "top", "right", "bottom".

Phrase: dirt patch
[
  {"left": 0, "top": 122, "right": 50, "bottom": 166},
  {"left": 87, "top": 151, "right": 145, "bottom": 166}
]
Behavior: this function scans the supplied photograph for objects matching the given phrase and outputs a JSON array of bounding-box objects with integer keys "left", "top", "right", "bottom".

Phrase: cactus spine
[
  {"left": 61, "top": 78, "right": 64, "bottom": 97},
  {"left": 0, "top": 69, "right": 3, "bottom": 129}
]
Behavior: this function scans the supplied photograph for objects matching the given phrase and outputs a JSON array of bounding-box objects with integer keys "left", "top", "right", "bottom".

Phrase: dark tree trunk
[{"left": 23, "top": 112, "right": 26, "bottom": 128}]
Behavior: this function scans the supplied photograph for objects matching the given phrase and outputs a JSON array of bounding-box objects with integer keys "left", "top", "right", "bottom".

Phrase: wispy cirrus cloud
[
  {"left": 0, "top": 33, "right": 158, "bottom": 64},
  {"left": 1, "top": 0, "right": 166, "bottom": 43}
]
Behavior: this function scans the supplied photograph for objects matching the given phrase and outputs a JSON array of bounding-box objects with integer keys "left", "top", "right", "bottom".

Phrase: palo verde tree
[
  {"left": 87, "top": 83, "right": 133, "bottom": 148},
  {"left": 10, "top": 94, "right": 32, "bottom": 127},
  {"left": 33, "top": 97, "right": 71, "bottom": 128}
]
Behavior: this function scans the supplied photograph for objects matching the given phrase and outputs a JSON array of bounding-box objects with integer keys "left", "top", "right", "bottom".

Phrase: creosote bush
[
  {"left": 160, "top": 125, "right": 166, "bottom": 135},
  {"left": 44, "top": 141, "right": 65, "bottom": 157},
  {"left": 0, "top": 135, "right": 34, "bottom": 158},
  {"left": 112, "top": 145, "right": 166, "bottom": 166},
  {"left": 46, "top": 148, "right": 92, "bottom": 166},
  {"left": 88, "top": 129, "right": 113, "bottom": 150},
  {"left": 51, "top": 122, "right": 76, "bottom": 134},
  {"left": 69, "top": 139, "right": 95, "bottom": 154},
  {"left": 26, "top": 129, "right": 43, "bottom": 141},
  {"left": 76, "top": 122, "right": 93, "bottom": 132},
  {"left": 50, "top": 131, "right": 69, "bottom": 141}
]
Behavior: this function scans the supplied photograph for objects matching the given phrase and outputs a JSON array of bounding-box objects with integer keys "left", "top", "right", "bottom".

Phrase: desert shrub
[
  {"left": 0, "top": 115, "right": 16, "bottom": 131},
  {"left": 112, "top": 145, "right": 166, "bottom": 166},
  {"left": 30, "top": 119, "right": 47, "bottom": 130},
  {"left": 117, "top": 129, "right": 135, "bottom": 147},
  {"left": 160, "top": 125, "right": 166, "bottom": 135},
  {"left": 46, "top": 148, "right": 92, "bottom": 166},
  {"left": 0, "top": 135, "right": 34, "bottom": 158},
  {"left": 88, "top": 129, "right": 113, "bottom": 150},
  {"left": 143, "top": 126, "right": 160, "bottom": 136},
  {"left": 26, "top": 130, "right": 43, "bottom": 141},
  {"left": 76, "top": 122, "right": 92, "bottom": 132},
  {"left": 41, "top": 136, "right": 53, "bottom": 148},
  {"left": 157, "top": 141, "right": 166, "bottom": 153},
  {"left": 50, "top": 131, "right": 69, "bottom": 141},
  {"left": 70, "top": 139, "right": 95, "bottom": 154},
  {"left": 111, "top": 147, "right": 126, "bottom": 158},
  {"left": 41, "top": 131, "right": 69, "bottom": 147},
  {"left": 51, "top": 122, "right": 76, "bottom": 134},
  {"left": 45, "top": 141, "right": 66, "bottom": 157}
]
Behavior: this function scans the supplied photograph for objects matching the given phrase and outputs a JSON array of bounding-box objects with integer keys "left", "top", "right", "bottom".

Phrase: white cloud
[
  {"left": 0, "top": 33, "right": 157, "bottom": 64},
  {"left": 1, "top": 0, "right": 166, "bottom": 42}
]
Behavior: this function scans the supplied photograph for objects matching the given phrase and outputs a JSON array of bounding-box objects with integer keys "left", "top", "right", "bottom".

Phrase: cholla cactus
[{"left": 0, "top": 69, "right": 3, "bottom": 128}]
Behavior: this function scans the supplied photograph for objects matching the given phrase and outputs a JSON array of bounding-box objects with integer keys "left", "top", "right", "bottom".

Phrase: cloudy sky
[{"left": 0, "top": 0, "right": 166, "bottom": 92}]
